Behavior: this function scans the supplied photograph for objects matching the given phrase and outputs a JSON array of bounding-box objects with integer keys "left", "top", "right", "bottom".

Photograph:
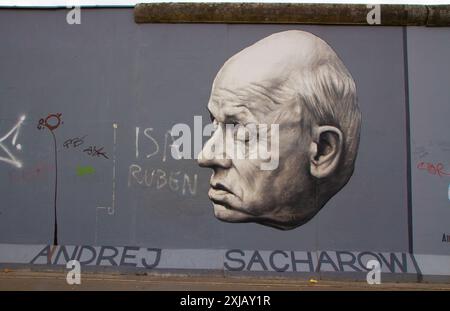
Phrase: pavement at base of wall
[{"left": 0, "top": 270, "right": 449, "bottom": 291}]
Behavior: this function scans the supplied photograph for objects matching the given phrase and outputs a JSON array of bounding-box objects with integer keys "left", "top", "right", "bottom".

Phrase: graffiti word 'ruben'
[{"left": 128, "top": 164, "right": 197, "bottom": 196}]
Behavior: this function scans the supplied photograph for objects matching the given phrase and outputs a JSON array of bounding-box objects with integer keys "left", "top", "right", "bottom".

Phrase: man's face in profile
[
  {"left": 198, "top": 81, "right": 313, "bottom": 230},
  {"left": 198, "top": 30, "right": 360, "bottom": 230},
  {"left": 197, "top": 31, "right": 318, "bottom": 230}
]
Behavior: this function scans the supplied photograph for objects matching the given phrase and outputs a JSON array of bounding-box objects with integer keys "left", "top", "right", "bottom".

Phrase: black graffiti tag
[
  {"left": 63, "top": 135, "right": 87, "bottom": 149},
  {"left": 83, "top": 146, "right": 109, "bottom": 159}
]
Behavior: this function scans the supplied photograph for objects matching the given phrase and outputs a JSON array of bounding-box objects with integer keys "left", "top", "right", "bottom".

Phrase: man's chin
[
  {"left": 212, "top": 203, "right": 253, "bottom": 223},
  {"left": 212, "top": 202, "right": 317, "bottom": 230}
]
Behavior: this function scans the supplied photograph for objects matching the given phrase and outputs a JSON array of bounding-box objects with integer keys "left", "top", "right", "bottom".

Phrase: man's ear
[{"left": 309, "top": 125, "right": 343, "bottom": 179}]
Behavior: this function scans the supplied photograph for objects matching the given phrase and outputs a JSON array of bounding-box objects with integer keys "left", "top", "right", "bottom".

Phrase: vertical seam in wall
[{"left": 402, "top": 26, "right": 414, "bottom": 256}]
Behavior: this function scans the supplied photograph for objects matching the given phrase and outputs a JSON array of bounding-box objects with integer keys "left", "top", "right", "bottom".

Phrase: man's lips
[
  {"left": 208, "top": 183, "right": 250, "bottom": 215},
  {"left": 208, "top": 182, "right": 239, "bottom": 208},
  {"left": 210, "top": 182, "right": 234, "bottom": 195}
]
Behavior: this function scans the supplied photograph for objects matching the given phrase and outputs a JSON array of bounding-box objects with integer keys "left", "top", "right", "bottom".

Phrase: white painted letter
[
  {"left": 66, "top": 6, "right": 81, "bottom": 25},
  {"left": 366, "top": 4, "right": 381, "bottom": 25},
  {"left": 66, "top": 260, "right": 81, "bottom": 285},
  {"left": 366, "top": 259, "right": 381, "bottom": 285},
  {"left": 171, "top": 123, "right": 191, "bottom": 159}
]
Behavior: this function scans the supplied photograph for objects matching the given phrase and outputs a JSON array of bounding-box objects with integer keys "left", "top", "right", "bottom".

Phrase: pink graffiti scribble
[{"left": 417, "top": 162, "right": 450, "bottom": 177}]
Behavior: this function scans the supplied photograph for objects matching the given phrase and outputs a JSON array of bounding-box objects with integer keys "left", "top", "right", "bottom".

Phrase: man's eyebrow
[
  {"left": 223, "top": 106, "right": 255, "bottom": 125},
  {"left": 208, "top": 97, "right": 242, "bottom": 122},
  {"left": 209, "top": 104, "right": 248, "bottom": 125}
]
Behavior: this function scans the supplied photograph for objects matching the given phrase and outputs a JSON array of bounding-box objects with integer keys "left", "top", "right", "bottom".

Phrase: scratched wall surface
[
  {"left": 1, "top": 8, "right": 444, "bottom": 279},
  {"left": 408, "top": 28, "right": 450, "bottom": 258}
]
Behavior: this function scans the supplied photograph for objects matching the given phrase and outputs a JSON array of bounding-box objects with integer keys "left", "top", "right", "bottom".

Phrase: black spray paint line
[
  {"left": 51, "top": 130, "right": 58, "bottom": 246},
  {"left": 37, "top": 113, "right": 62, "bottom": 246}
]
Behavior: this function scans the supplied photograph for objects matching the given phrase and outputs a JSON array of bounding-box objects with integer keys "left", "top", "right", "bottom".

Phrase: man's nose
[{"left": 197, "top": 129, "right": 232, "bottom": 169}]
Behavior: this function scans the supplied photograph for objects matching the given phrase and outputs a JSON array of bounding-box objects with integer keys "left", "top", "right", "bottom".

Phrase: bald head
[{"left": 214, "top": 30, "right": 336, "bottom": 92}]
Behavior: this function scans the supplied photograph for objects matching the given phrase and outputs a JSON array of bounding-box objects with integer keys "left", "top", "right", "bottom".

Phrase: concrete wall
[
  {"left": 408, "top": 27, "right": 450, "bottom": 278},
  {"left": 0, "top": 8, "right": 448, "bottom": 282}
]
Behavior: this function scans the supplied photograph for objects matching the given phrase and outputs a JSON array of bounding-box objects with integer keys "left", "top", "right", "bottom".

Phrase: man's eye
[{"left": 233, "top": 124, "right": 250, "bottom": 142}]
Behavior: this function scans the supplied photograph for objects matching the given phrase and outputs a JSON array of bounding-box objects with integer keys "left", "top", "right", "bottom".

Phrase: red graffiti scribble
[
  {"left": 37, "top": 113, "right": 62, "bottom": 131},
  {"left": 8, "top": 161, "right": 54, "bottom": 183},
  {"left": 417, "top": 162, "right": 450, "bottom": 177}
]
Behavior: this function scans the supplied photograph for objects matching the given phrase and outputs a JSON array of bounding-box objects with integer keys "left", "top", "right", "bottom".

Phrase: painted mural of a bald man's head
[{"left": 198, "top": 30, "right": 361, "bottom": 230}]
